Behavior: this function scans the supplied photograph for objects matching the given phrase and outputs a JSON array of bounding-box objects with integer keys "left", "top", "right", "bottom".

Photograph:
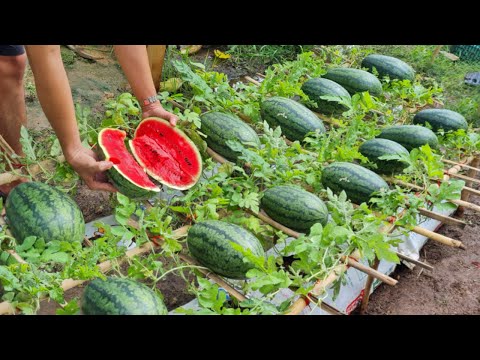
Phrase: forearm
[
  {"left": 113, "top": 45, "right": 158, "bottom": 106},
  {"left": 25, "top": 45, "right": 82, "bottom": 160}
]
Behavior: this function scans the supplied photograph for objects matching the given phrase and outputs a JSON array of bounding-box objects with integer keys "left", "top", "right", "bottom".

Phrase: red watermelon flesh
[
  {"left": 130, "top": 117, "right": 202, "bottom": 190},
  {"left": 99, "top": 128, "right": 159, "bottom": 191}
]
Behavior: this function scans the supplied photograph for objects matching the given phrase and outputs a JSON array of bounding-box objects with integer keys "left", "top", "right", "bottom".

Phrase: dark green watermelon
[
  {"left": 5, "top": 182, "right": 85, "bottom": 244},
  {"left": 321, "top": 162, "right": 389, "bottom": 204},
  {"left": 81, "top": 277, "right": 167, "bottom": 315},
  {"left": 187, "top": 220, "right": 265, "bottom": 279},
  {"left": 261, "top": 185, "right": 328, "bottom": 232}
]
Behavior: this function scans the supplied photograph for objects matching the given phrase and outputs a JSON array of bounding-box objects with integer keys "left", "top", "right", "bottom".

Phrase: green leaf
[
  {"left": 56, "top": 299, "right": 80, "bottom": 315},
  {"left": 16, "top": 236, "right": 37, "bottom": 252},
  {"left": 19, "top": 126, "right": 36, "bottom": 161}
]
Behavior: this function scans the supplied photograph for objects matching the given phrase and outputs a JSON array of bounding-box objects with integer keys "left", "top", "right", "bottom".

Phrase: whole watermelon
[
  {"left": 81, "top": 277, "right": 167, "bottom": 315},
  {"left": 5, "top": 182, "right": 85, "bottom": 244}
]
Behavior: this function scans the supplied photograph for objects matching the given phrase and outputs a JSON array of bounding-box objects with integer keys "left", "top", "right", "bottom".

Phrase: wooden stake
[
  {"left": 207, "top": 148, "right": 229, "bottom": 164},
  {"left": 412, "top": 226, "right": 465, "bottom": 249},
  {"left": 179, "top": 254, "right": 247, "bottom": 302},
  {"left": 6, "top": 250, "right": 27, "bottom": 264},
  {"left": 359, "top": 257, "right": 380, "bottom": 314},
  {"left": 418, "top": 207, "right": 467, "bottom": 228},
  {"left": 395, "top": 252, "right": 434, "bottom": 271},
  {"left": 445, "top": 171, "right": 480, "bottom": 186},
  {"left": 452, "top": 198, "right": 480, "bottom": 212},
  {"left": 244, "top": 76, "right": 261, "bottom": 86},
  {"left": 0, "top": 134, "right": 21, "bottom": 165},
  {"left": 458, "top": 157, "right": 480, "bottom": 216},
  {"left": 256, "top": 210, "right": 301, "bottom": 238},
  {"left": 442, "top": 158, "right": 480, "bottom": 173},
  {"left": 345, "top": 257, "right": 397, "bottom": 286}
]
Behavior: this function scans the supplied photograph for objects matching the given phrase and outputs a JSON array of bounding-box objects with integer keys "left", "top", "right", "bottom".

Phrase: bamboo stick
[
  {"left": 445, "top": 171, "right": 480, "bottom": 186},
  {"left": 256, "top": 210, "right": 301, "bottom": 238},
  {"left": 395, "top": 252, "right": 434, "bottom": 271},
  {"left": 451, "top": 198, "right": 480, "bottom": 212},
  {"left": 344, "top": 257, "right": 397, "bottom": 286},
  {"left": 6, "top": 250, "right": 27, "bottom": 264},
  {"left": 244, "top": 76, "right": 261, "bottom": 86},
  {"left": 286, "top": 263, "right": 348, "bottom": 315},
  {"left": 179, "top": 254, "right": 247, "bottom": 302},
  {"left": 442, "top": 158, "right": 480, "bottom": 173},
  {"left": 418, "top": 207, "right": 467, "bottom": 228},
  {"left": 0, "top": 135, "right": 21, "bottom": 165},
  {"left": 359, "top": 257, "right": 380, "bottom": 314},
  {"left": 256, "top": 73, "right": 266, "bottom": 79},
  {"left": 459, "top": 157, "right": 480, "bottom": 216},
  {"left": 412, "top": 226, "right": 465, "bottom": 249},
  {"left": 207, "top": 148, "right": 229, "bottom": 164}
]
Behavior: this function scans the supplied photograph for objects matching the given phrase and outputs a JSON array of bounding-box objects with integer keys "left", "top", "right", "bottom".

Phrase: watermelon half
[
  {"left": 98, "top": 128, "right": 160, "bottom": 200},
  {"left": 130, "top": 117, "right": 203, "bottom": 190}
]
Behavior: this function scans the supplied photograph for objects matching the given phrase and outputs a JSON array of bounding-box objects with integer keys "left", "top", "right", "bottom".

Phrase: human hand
[
  {"left": 142, "top": 101, "right": 178, "bottom": 126},
  {"left": 65, "top": 146, "right": 117, "bottom": 192}
]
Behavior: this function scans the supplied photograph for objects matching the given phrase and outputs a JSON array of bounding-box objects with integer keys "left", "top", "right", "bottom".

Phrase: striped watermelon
[
  {"left": 98, "top": 128, "right": 160, "bottom": 200},
  {"left": 413, "top": 109, "right": 468, "bottom": 133},
  {"left": 260, "top": 97, "right": 326, "bottom": 141},
  {"left": 81, "top": 277, "right": 167, "bottom": 315},
  {"left": 187, "top": 221, "right": 265, "bottom": 279},
  {"left": 321, "top": 162, "right": 389, "bottom": 205},
  {"left": 301, "top": 77, "right": 351, "bottom": 114},
  {"left": 5, "top": 182, "right": 85, "bottom": 244},
  {"left": 199, "top": 112, "right": 260, "bottom": 162},
  {"left": 359, "top": 138, "right": 410, "bottom": 174},
  {"left": 261, "top": 185, "right": 328, "bottom": 232},
  {"left": 377, "top": 125, "right": 439, "bottom": 151},
  {"left": 323, "top": 68, "right": 383, "bottom": 96},
  {"left": 361, "top": 54, "right": 415, "bottom": 81},
  {"left": 131, "top": 117, "right": 203, "bottom": 190}
]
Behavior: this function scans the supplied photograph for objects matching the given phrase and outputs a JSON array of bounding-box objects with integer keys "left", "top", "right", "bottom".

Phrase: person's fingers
[
  {"left": 92, "top": 160, "right": 114, "bottom": 172},
  {"left": 158, "top": 109, "right": 178, "bottom": 126},
  {"left": 86, "top": 179, "right": 118, "bottom": 192}
]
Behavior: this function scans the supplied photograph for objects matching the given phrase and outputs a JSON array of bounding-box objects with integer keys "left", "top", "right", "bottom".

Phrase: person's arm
[
  {"left": 113, "top": 45, "right": 178, "bottom": 126},
  {"left": 24, "top": 45, "right": 116, "bottom": 192}
]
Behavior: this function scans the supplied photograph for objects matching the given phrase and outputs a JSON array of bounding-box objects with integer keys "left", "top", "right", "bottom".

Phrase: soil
[
  {"left": 73, "top": 184, "right": 115, "bottom": 223},
  {"left": 24, "top": 45, "right": 480, "bottom": 315}
]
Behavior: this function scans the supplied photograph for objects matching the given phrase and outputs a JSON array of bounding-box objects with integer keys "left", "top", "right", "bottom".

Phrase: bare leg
[
  {"left": 0, "top": 53, "right": 28, "bottom": 195},
  {"left": 0, "top": 53, "right": 27, "bottom": 156}
]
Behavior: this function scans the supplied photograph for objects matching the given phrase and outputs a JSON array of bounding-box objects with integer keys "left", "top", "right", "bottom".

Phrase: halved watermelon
[
  {"left": 130, "top": 117, "right": 203, "bottom": 190},
  {"left": 98, "top": 128, "right": 160, "bottom": 200}
]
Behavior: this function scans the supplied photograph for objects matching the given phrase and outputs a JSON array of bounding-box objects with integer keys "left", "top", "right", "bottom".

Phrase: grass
[
  {"left": 61, "top": 46, "right": 76, "bottom": 68},
  {"left": 361, "top": 45, "right": 480, "bottom": 125},
  {"left": 225, "top": 45, "right": 313, "bottom": 70}
]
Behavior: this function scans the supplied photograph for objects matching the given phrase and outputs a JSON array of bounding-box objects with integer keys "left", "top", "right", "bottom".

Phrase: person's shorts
[{"left": 0, "top": 45, "right": 25, "bottom": 56}]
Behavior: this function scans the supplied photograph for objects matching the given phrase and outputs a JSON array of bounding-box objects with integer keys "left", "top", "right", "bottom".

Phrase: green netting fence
[{"left": 450, "top": 45, "right": 480, "bottom": 62}]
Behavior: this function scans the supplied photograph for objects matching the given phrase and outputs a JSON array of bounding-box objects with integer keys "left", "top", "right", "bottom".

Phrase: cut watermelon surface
[
  {"left": 130, "top": 117, "right": 202, "bottom": 190},
  {"left": 98, "top": 128, "right": 160, "bottom": 199}
]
